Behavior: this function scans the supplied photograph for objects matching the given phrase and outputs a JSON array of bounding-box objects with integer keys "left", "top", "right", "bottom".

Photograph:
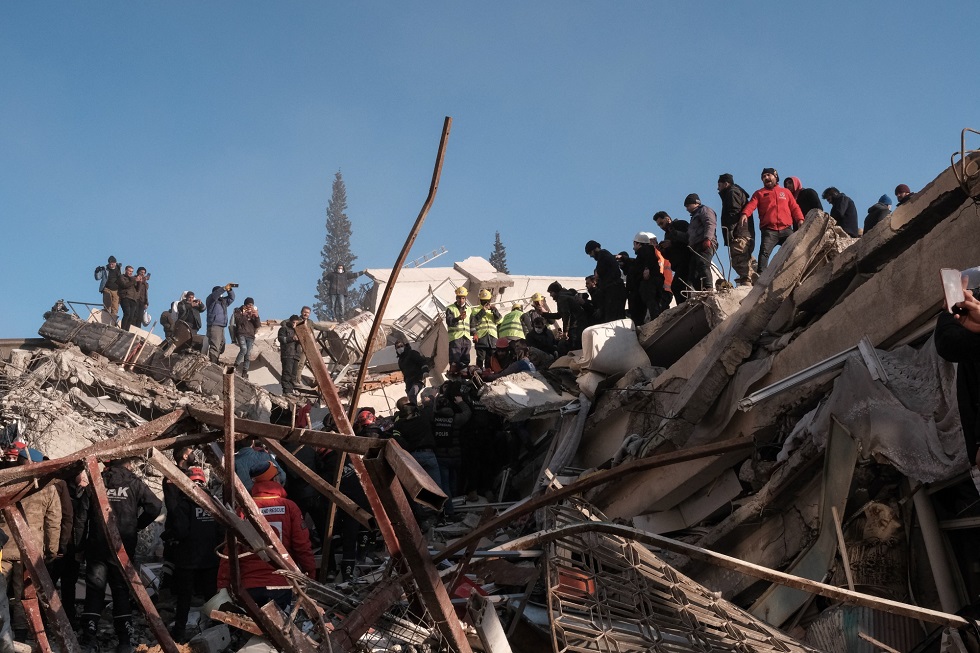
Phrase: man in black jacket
[
  {"left": 683, "top": 194, "right": 718, "bottom": 292},
  {"left": 542, "top": 282, "right": 587, "bottom": 350},
  {"left": 935, "top": 274, "right": 980, "bottom": 469},
  {"left": 718, "top": 174, "right": 758, "bottom": 286},
  {"left": 654, "top": 211, "right": 693, "bottom": 303},
  {"left": 395, "top": 340, "right": 429, "bottom": 406},
  {"left": 278, "top": 315, "right": 302, "bottom": 395},
  {"left": 391, "top": 398, "right": 442, "bottom": 528},
  {"left": 78, "top": 458, "right": 162, "bottom": 653},
  {"left": 822, "top": 187, "right": 860, "bottom": 237},
  {"left": 585, "top": 240, "right": 626, "bottom": 322}
]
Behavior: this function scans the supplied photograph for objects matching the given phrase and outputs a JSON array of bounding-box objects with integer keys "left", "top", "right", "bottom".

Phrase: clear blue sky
[{"left": 2, "top": 2, "right": 978, "bottom": 337}]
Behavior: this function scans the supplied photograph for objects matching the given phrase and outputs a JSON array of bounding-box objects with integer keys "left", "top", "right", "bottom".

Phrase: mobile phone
[{"left": 941, "top": 268, "right": 965, "bottom": 313}]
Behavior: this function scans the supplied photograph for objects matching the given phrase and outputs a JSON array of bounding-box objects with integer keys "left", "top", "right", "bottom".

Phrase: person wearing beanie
[
  {"left": 895, "top": 184, "right": 913, "bottom": 205},
  {"left": 683, "top": 194, "right": 718, "bottom": 291},
  {"left": 277, "top": 315, "right": 302, "bottom": 395},
  {"left": 718, "top": 174, "right": 757, "bottom": 286},
  {"left": 863, "top": 194, "right": 894, "bottom": 234},
  {"left": 216, "top": 461, "right": 316, "bottom": 609},
  {"left": 821, "top": 187, "right": 860, "bottom": 237},
  {"left": 231, "top": 297, "right": 261, "bottom": 377},
  {"left": 584, "top": 240, "right": 627, "bottom": 322},
  {"left": 94, "top": 255, "right": 122, "bottom": 326},
  {"left": 740, "top": 168, "right": 805, "bottom": 274},
  {"left": 233, "top": 439, "right": 286, "bottom": 491}
]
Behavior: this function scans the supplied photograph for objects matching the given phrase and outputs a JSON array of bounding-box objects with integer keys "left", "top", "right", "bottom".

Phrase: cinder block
[{"left": 189, "top": 624, "right": 231, "bottom": 653}]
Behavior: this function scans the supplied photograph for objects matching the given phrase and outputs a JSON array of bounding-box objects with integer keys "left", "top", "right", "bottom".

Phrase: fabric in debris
[
  {"left": 479, "top": 371, "right": 568, "bottom": 421},
  {"left": 573, "top": 319, "right": 649, "bottom": 376}
]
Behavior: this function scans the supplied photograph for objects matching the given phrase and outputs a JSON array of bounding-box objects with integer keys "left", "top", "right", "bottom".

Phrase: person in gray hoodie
[{"left": 683, "top": 193, "right": 717, "bottom": 291}]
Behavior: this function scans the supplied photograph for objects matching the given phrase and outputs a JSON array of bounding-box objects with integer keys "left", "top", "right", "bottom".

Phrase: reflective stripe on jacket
[
  {"left": 498, "top": 309, "right": 524, "bottom": 339},
  {"left": 446, "top": 304, "right": 469, "bottom": 341}
]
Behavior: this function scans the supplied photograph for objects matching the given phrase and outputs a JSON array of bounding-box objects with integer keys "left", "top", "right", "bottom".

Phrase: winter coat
[
  {"left": 659, "top": 219, "right": 692, "bottom": 278},
  {"left": 234, "top": 446, "right": 287, "bottom": 492},
  {"left": 278, "top": 323, "right": 301, "bottom": 360},
  {"left": 719, "top": 183, "right": 751, "bottom": 230},
  {"left": 829, "top": 193, "right": 860, "bottom": 237},
  {"left": 432, "top": 398, "right": 471, "bottom": 464},
  {"left": 397, "top": 343, "right": 429, "bottom": 385},
  {"left": 177, "top": 299, "right": 204, "bottom": 333},
  {"left": 863, "top": 202, "right": 891, "bottom": 234},
  {"left": 233, "top": 306, "right": 261, "bottom": 340},
  {"left": 206, "top": 287, "right": 236, "bottom": 328},
  {"left": 51, "top": 478, "right": 73, "bottom": 557},
  {"left": 216, "top": 480, "right": 316, "bottom": 589},
  {"left": 0, "top": 481, "right": 61, "bottom": 561},
  {"left": 95, "top": 264, "right": 121, "bottom": 293},
  {"left": 117, "top": 273, "right": 139, "bottom": 301},
  {"left": 168, "top": 490, "right": 223, "bottom": 569},
  {"left": 79, "top": 462, "right": 162, "bottom": 557},
  {"left": 688, "top": 204, "right": 718, "bottom": 250},
  {"left": 327, "top": 270, "right": 361, "bottom": 296},
  {"left": 592, "top": 248, "right": 624, "bottom": 291},
  {"left": 392, "top": 405, "right": 436, "bottom": 453},
  {"left": 935, "top": 311, "right": 980, "bottom": 464},
  {"left": 743, "top": 186, "right": 805, "bottom": 232},
  {"left": 526, "top": 325, "right": 558, "bottom": 357}
]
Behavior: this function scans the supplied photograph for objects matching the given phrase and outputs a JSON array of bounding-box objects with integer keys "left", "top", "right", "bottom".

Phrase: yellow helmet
[
  {"left": 478, "top": 289, "right": 492, "bottom": 301},
  {"left": 455, "top": 287, "right": 468, "bottom": 297},
  {"left": 512, "top": 303, "right": 522, "bottom": 311},
  {"left": 531, "top": 293, "right": 544, "bottom": 302}
]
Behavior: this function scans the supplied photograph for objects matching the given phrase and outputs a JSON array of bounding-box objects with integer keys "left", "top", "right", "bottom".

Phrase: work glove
[{"left": 702, "top": 239, "right": 712, "bottom": 252}]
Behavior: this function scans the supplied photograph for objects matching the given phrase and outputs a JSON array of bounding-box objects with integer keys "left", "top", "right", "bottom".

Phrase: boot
[
  {"left": 79, "top": 617, "right": 98, "bottom": 646},
  {"left": 114, "top": 618, "right": 135, "bottom": 653},
  {"left": 341, "top": 558, "right": 357, "bottom": 583}
]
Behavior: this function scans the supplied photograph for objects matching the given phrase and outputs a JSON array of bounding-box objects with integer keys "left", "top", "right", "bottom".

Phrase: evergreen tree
[
  {"left": 314, "top": 171, "right": 363, "bottom": 321},
  {"left": 488, "top": 231, "right": 510, "bottom": 273}
]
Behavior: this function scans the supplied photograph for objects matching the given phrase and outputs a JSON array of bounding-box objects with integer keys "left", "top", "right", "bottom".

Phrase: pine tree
[
  {"left": 314, "top": 171, "right": 363, "bottom": 321},
  {"left": 488, "top": 231, "right": 510, "bottom": 273}
]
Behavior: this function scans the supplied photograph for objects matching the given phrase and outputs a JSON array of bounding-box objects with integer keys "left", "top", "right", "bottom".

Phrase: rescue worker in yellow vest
[
  {"left": 521, "top": 293, "right": 553, "bottom": 333},
  {"left": 445, "top": 287, "right": 471, "bottom": 368},
  {"left": 470, "top": 289, "right": 501, "bottom": 369},
  {"left": 498, "top": 303, "right": 525, "bottom": 342}
]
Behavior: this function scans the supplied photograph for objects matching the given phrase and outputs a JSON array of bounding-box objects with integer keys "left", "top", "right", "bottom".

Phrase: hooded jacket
[
  {"left": 786, "top": 177, "right": 823, "bottom": 218},
  {"left": 743, "top": 186, "right": 805, "bottom": 231},
  {"left": 216, "top": 480, "right": 316, "bottom": 589},
  {"left": 206, "top": 287, "right": 236, "bottom": 328},
  {"left": 828, "top": 192, "right": 860, "bottom": 237},
  {"left": 79, "top": 462, "right": 162, "bottom": 557},
  {"left": 0, "top": 481, "right": 61, "bottom": 561},
  {"left": 397, "top": 343, "right": 429, "bottom": 385}
]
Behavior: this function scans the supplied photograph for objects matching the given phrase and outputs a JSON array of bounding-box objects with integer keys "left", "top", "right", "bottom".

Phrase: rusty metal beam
[
  {"left": 186, "top": 405, "right": 386, "bottom": 455},
  {"left": 259, "top": 437, "right": 374, "bottom": 529},
  {"left": 233, "top": 589, "right": 314, "bottom": 653},
  {"left": 84, "top": 456, "right": 180, "bottom": 653},
  {"left": 434, "top": 435, "right": 755, "bottom": 564},
  {"left": 348, "top": 116, "right": 452, "bottom": 415},
  {"left": 3, "top": 505, "right": 78, "bottom": 652},
  {"left": 222, "top": 369, "right": 240, "bottom": 597},
  {"left": 20, "top": 582, "right": 49, "bottom": 652},
  {"left": 91, "top": 408, "right": 189, "bottom": 451},
  {"left": 363, "top": 453, "right": 471, "bottom": 653},
  {"left": 328, "top": 580, "right": 406, "bottom": 652},
  {"left": 208, "top": 610, "right": 262, "bottom": 636},
  {"left": 384, "top": 439, "right": 446, "bottom": 511}
]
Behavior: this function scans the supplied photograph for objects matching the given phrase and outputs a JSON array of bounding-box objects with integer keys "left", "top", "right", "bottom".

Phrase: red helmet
[
  {"left": 496, "top": 338, "right": 510, "bottom": 350},
  {"left": 355, "top": 409, "right": 376, "bottom": 428}
]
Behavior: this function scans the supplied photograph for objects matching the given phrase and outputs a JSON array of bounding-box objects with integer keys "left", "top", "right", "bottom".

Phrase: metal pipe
[{"left": 222, "top": 368, "right": 240, "bottom": 595}]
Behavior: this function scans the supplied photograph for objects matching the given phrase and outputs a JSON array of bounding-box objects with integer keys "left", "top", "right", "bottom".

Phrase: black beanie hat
[
  {"left": 683, "top": 193, "right": 701, "bottom": 206},
  {"left": 761, "top": 167, "right": 779, "bottom": 181},
  {"left": 244, "top": 297, "right": 254, "bottom": 305}
]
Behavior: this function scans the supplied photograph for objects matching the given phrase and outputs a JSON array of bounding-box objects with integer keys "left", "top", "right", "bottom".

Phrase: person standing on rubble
[
  {"left": 740, "top": 168, "right": 805, "bottom": 275},
  {"left": 654, "top": 212, "right": 693, "bottom": 303},
  {"left": 895, "top": 183, "right": 914, "bottom": 206},
  {"left": 232, "top": 297, "right": 261, "bottom": 377},
  {"left": 217, "top": 462, "right": 316, "bottom": 609},
  {"left": 395, "top": 338, "right": 430, "bottom": 405},
  {"left": 391, "top": 397, "right": 442, "bottom": 530},
  {"left": 585, "top": 240, "right": 627, "bottom": 322},
  {"left": 540, "top": 282, "right": 586, "bottom": 351},
  {"left": 431, "top": 383, "right": 471, "bottom": 522},
  {"left": 470, "top": 289, "right": 502, "bottom": 369},
  {"left": 446, "top": 287, "right": 471, "bottom": 368},
  {"left": 821, "top": 187, "right": 860, "bottom": 237},
  {"left": 498, "top": 302, "right": 526, "bottom": 342},
  {"left": 94, "top": 255, "right": 122, "bottom": 326},
  {"left": 135, "top": 267, "right": 149, "bottom": 328},
  {"left": 863, "top": 195, "right": 893, "bottom": 234},
  {"left": 784, "top": 176, "right": 823, "bottom": 218},
  {"left": 205, "top": 284, "right": 236, "bottom": 364},
  {"left": 78, "top": 457, "right": 162, "bottom": 653},
  {"left": 521, "top": 293, "right": 553, "bottom": 333},
  {"left": 684, "top": 194, "right": 718, "bottom": 292},
  {"left": 0, "top": 448, "right": 61, "bottom": 644},
  {"left": 935, "top": 272, "right": 980, "bottom": 468},
  {"left": 718, "top": 174, "right": 758, "bottom": 286},
  {"left": 234, "top": 440, "right": 286, "bottom": 492},
  {"left": 325, "top": 263, "right": 365, "bottom": 322},
  {"left": 278, "top": 314, "right": 302, "bottom": 395},
  {"left": 117, "top": 265, "right": 140, "bottom": 332}
]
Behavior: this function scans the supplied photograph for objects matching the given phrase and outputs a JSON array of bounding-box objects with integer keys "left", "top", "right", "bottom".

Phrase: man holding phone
[{"left": 935, "top": 268, "right": 980, "bottom": 468}]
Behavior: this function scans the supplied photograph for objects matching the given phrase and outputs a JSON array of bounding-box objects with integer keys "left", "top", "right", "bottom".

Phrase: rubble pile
[{"left": 0, "top": 153, "right": 979, "bottom": 652}]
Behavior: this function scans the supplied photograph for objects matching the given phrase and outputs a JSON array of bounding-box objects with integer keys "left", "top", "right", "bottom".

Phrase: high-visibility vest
[
  {"left": 658, "top": 250, "right": 673, "bottom": 290},
  {"left": 446, "top": 304, "right": 469, "bottom": 340},
  {"left": 498, "top": 309, "right": 525, "bottom": 339},
  {"left": 471, "top": 306, "right": 500, "bottom": 339}
]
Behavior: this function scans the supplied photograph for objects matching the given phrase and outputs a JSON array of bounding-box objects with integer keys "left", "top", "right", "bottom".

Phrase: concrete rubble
[{"left": 2, "top": 152, "right": 980, "bottom": 652}]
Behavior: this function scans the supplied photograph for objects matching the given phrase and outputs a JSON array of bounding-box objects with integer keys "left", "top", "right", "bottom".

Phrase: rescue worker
[
  {"left": 431, "top": 383, "right": 471, "bottom": 521},
  {"left": 395, "top": 339, "right": 429, "bottom": 406},
  {"left": 391, "top": 397, "right": 442, "bottom": 530},
  {"left": 470, "top": 289, "right": 501, "bottom": 369},
  {"left": 216, "top": 462, "right": 316, "bottom": 610},
  {"left": 498, "top": 302, "right": 525, "bottom": 342},
  {"left": 78, "top": 458, "right": 162, "bottom": 653},
  {"left": 585, "top": 240, "right": 627, "bottom": 322},
  {"left": 445, "top": 287, "right": 471, "bottom": 367}
]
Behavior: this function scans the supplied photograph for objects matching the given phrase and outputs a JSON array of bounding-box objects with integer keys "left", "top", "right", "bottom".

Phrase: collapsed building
[{"left": 1, "top": 143, "right": 980, "bottom": 653}]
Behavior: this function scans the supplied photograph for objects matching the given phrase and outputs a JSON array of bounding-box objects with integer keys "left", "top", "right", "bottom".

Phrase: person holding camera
[
  {"left": 935, "top": 273, "right": 980, "bottom": 469},
  {"left": 232, "top": 297, "right": 261, "bottom": 376},
  {"left": 205, "top": 284, "right": 236, "bottom": 364}
]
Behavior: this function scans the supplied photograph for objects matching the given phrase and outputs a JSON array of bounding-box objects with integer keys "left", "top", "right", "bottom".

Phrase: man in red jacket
[
  {"left": 217, "top": 462, "right": 316, "bottom": 610},
  {"left": 740, "top": 168, "right": 805, "bottom": 274}
]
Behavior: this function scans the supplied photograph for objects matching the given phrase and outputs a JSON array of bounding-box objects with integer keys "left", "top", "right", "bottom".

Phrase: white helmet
[
  {"left": 633, "top": 232, "right": 650, "bottom": 245},
  {"left": 642, "top": 231, "right": 658, "bottom": 244}
]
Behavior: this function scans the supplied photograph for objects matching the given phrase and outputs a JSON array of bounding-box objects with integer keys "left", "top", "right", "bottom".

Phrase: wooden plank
[
  {"left": 84, "top": 456, "right": 180, "bottom": 653},
  {"left": 2, "top": 505, "right": 79, "bottom": 653},
  {"left": 260, "top": 437, "right": 373, "bottom": 529}
]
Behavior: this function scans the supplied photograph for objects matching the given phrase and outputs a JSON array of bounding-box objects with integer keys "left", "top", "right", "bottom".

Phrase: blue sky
[{"left": 2, "top": 2, "right": 978, "bottom": 337}]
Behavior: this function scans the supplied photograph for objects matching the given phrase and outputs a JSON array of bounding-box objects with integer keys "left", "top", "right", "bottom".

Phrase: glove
[{"left": 702, "top": 239, "right": 712, "bottom": 252}]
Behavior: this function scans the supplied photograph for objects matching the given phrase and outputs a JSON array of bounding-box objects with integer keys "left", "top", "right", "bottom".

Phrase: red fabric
[
  {"left": 217, "top": 481, "right": 316, "bottom": 589},
  {"left": 785, "top": 176, "right": 803, "bottom": 198},
  {"left": 742, "top": 186, "right": 805, "bottom": 231}
]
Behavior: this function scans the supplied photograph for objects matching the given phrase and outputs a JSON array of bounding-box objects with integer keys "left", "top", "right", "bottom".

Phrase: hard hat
[
  {"left": 455, "top": 286, "right": 468, "bottom": 297},
  {"left": 531, "top": 293, "right": 544, "bottom": 302},
  {"left": 355, "top": 409, "right": 376, "bottom": 428},
  {"left": 496, "top": 338, "right": 510, "bottom": 349},
  {"left": 479, "top": 289, "right": 492, "bottom": 301},
  {"left": 512, "top": 303, "right": 521, "bottom": 311},
  {"left": 633, "top": 232, "right": 650, "bottom": 244},
  {"left": 642, "top": 231, "right": 658, "bottom": 244}
]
